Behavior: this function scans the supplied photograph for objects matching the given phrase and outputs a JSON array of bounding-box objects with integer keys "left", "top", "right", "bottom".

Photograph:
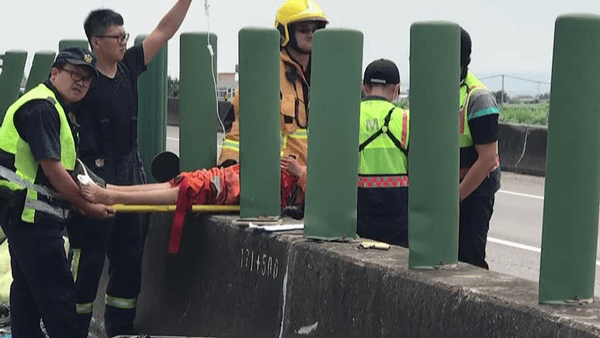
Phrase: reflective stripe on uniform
[
  {"left": 76, "top": 302, "right": 93, "bottom": 314},
  {"left": 0, "top": 165, "right": 62, "bottom": 199},
  {"left": 287, "top": 129, "right": 307, "bottom": 139},
  {"left": 23, "top": 197, "right": 69, "bottom": 221},
  {"left": 105, "top": 295, "right": 137, "bottom": 309},
  {"left": 71, "top": 248, "right": 81, "bottom": 282},
  {"left": 281, "top": 128, "right": 308, "bottom": 156},
  {"left": 358, "top": 175, "right": 409, "bottom": 188},
  {"left": 221, "top": 138, "right": 239, "bottom": 151}
]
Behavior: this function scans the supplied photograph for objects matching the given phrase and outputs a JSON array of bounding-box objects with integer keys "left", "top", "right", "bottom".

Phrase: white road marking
[
  {"left": 488, "top": 237, "right": 600, "bottom": 266},
  {"left": 488, "top": 237, "right": 540, "bottom": 253},
  {"left": 498, "top": 190, "right": 543, "bottom": 200}
]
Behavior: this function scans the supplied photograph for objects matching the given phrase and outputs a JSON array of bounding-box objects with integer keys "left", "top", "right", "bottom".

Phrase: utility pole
[{"left": 501, "top": 74, "right": 505, "bottom": 106}]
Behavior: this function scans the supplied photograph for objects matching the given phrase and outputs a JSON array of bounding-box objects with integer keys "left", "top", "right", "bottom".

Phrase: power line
[{"left": 479, "top": 74, "right": 551, "bottom": 85}]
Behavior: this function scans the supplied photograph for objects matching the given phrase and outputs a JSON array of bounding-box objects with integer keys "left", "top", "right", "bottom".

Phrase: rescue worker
[
  {"left": 218, "top": 0, "right": 329, "bottom": 168},
  {"left": 356, "top": 59, "right": 410, "bottom": 247},
  {"left": 68, "top": 3, "right": 192, "bottom": 336},
  {"left": 0, "top": 47, "right": 115, "bottom": 338},
  {"left": 458, "top": 27, "right": 501, "bottom": 269},
  {"left": 78, "top": 156, "right": 307, "bottom": 254}
]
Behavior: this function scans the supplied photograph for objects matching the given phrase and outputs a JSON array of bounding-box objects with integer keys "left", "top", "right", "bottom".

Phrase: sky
[{"left": 2, "top": 0, "right": 600, "bottom": 96}]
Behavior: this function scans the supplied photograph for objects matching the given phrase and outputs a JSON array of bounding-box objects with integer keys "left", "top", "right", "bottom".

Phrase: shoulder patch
[{"left": 44, "top": 96, "right": 56, "bottom": 105}]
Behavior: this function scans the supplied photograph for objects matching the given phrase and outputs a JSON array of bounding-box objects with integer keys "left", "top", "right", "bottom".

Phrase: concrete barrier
[
  {"left": 498, "top": 123, "right": 547, "bottom": 176},
  {"left": 115, "top": 214, "right": 600, "bottom": 337}
]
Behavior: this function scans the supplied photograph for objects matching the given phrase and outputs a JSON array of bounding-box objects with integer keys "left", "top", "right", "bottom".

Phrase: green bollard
[
  {"left": 538, "top": 14, "right": 600, "bottom": 304},
  {"left": 136, "top": 35, "right": 168, "bottom": 183},
  {"left": 58, "top": 39, "right": 89, "bottom": 51},
  {"left": 25, "top": 51, "right": 56, "bottom": 91},
  {"left": 0, "top": 50, "right": 27, "bottom": 122},
  {"left": 179, "top": 32, "right": 218, "bottom": 171},
  {"left": 303, "top": 29, "right": 363, "bottom": 239},
  {"left": 238, "top": 28, "right": 280, "bottom": 219},
  {"left": 408, "top": 22, "right": 460, "bottom": 269}
]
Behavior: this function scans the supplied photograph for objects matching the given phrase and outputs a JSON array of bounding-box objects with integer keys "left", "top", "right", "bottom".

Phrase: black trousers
[
  {"left": 458, "top": 194, "right": 495, "bottom": 269},
  {"left": 67, "top": 152, "right": 147, "bottom": 337},
  {"left": 0, "top": 204, "right": 86, "bottom": 338},
  {"left": 67, "top": 212, "right": 145, "bottom": 337}
]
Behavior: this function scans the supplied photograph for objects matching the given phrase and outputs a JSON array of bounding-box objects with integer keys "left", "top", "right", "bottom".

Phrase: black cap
[
  {"left": 363, "top": 59, "right": 400, "bottom": 85},
  {"left": 53, "top": 46, "right": 98, "bottom": 76}
]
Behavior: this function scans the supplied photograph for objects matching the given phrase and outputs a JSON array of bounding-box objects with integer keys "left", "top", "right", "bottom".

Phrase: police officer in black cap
[
  {"left": 357, "top": 59, "right": 410, "bottom": 247},
  {"left": 0, "top": 46, "right": 115, "bottom": 337}
]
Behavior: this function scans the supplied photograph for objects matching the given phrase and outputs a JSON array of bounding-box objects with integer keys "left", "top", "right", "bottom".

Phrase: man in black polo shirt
[
  {"left": 68, "top": 3, "right": 192, "bottom": 337},
  {"left": 457, "top": 27, "right": 501, "bottom": 269}
]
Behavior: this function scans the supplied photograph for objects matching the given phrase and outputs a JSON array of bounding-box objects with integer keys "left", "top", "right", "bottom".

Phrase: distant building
[{"left": 217, "top": 72, "right": 237, "bottom": 102}]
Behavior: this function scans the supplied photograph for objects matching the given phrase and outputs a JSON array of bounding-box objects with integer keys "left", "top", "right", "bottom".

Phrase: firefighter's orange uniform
[
  {"left": 218, "top": 0, "right": 328, "bottom": 167},
  {"left": 219, "top": 51, "right": 310, "bottom": 166}
]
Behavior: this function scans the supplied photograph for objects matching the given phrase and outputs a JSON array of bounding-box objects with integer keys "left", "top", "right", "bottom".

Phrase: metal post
[
  {"left": 58, "top": 39, "right": 89, "bottom": 51},
  {"left": 408, "top": 22, "right": 461, "bottom": 269},
  {"left": 25, "top": 51, "right": 56, "bottom": 91},
  {"left": 238, "top": 28, "right": 280, "bottom": 219},
  {"left": 136, "top": 35, "right": 168, "bottom": 183},
  {"left": 539, "top": 14, "right": 600, "bottom": 304},
  {"left": 179, "top": 32, "right": 218, "bottom": 171},
  {"left": 0, "top": 50, "right": 27, "bottom": 122},
  {"left": 303, "top": 29, "right": 363, "bottom": 239}
]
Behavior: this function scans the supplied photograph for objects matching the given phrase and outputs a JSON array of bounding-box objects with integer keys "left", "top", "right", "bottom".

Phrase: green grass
[
  {"left": 499, "top": 103, "right": 549, "bottom": 126},
  {"left": 393, "top": 101, "right": 549, "bottom": 126}
]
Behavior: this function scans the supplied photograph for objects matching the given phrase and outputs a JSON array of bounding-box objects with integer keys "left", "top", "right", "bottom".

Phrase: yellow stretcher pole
[{"left": 111, "top": 204, "right": 240, "bottom": 213}]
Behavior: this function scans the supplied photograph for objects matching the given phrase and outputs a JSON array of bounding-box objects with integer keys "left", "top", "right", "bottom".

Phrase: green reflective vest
[
  {"left": 459, "top": 72, "right": 489, "bottom": 149},
  {"left": 0, "top": 83, "right": 76, "bottom": 223},
  {"left": 358, "top": 98, "right": 409, "bottom": 178}
]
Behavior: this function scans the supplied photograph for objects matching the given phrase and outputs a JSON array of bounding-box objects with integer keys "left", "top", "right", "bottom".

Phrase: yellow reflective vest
[
  {"left": 358, "top": 98, "right": 409, "bottom": 179},
  {"left": 219, "top": 50, "right": 309, "bottom": 166},
  {"left": 0, "top": 83, "right": 76, "bottom": 223},
  {"left": 459, "top": 72, "right": 488, "bottom": 149}
]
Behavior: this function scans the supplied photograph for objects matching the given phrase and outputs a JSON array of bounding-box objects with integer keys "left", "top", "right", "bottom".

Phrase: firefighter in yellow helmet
[{"left": 218, "top": 0, "right": 328, "bottom": 168}]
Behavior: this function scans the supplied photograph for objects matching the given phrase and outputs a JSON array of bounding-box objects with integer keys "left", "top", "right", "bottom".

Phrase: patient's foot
[{"left": 81, "top": 184, "right": 114, "bottom": 205}]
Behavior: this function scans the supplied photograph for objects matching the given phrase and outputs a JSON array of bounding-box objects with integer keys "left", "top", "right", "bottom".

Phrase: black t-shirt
[{"left": 77, "top": 45, "right": 146, "bottom": 159}]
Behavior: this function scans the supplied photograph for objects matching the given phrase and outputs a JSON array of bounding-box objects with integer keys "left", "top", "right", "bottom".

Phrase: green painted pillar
[
  {"left": 179, "top": 32, "right": 218, "bottom": 171},
  {"left": 304, "top": 29, "right": 363, "bottom": 239},
  {"left": 136, "top": 35, "right": 168, "bottom": 183},
  {"left": 25, "top": 51, "right": 56, "bottom": 91},
  {"left": 58, "top": 39, "right": 89, "bottom": 51},
  {"left": 238, "top": 28, "right": 280, "bottom": 218},
  {"left": 408, "top": 22, "right": 460, "bottom": 269},
  {"left": 0, "top": 50, "right": 27, "bottom": 122},
  {"left": 539, "top": 14, "right": 600, "bottom": 304}
]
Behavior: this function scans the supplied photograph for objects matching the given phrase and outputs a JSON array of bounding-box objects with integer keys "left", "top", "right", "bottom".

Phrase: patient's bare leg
[{"left": 81, "top": 183, "right": 179, "bottom": 205}]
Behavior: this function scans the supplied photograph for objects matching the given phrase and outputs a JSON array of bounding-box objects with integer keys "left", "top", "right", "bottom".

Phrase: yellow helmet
[{"left": 275, "top": 0, "right": 328, "bottom": 47}]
